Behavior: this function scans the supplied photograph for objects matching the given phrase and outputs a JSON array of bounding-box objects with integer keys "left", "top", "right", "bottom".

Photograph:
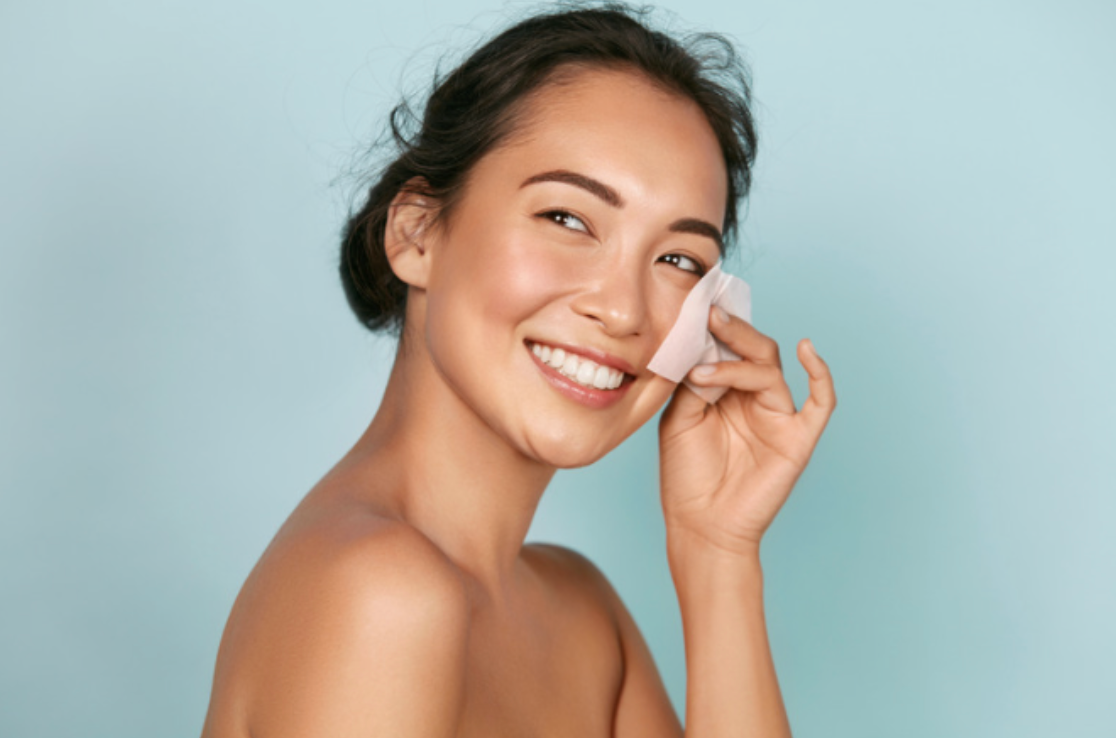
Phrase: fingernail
[
  {"left": 805, "top": 338, "right": 817, "bottom": 354},
  {"left": 691, "top": 364, "right": 717, "bottom": 377},
  {"left": 713, "top": 306, "right": 729, "bottom": 323}
]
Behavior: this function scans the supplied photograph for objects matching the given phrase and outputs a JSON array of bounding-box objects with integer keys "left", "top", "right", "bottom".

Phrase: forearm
[{"left": 668, "top": 530, "right": 792, "bottom": 738}]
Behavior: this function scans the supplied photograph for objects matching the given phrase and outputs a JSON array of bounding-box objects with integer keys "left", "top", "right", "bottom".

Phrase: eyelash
[
  {"left": 659, "top": 253, "right": 706, "bottom": 276},
  {"left": 537, "top": 209, "right": 705, "bottom": 276},
  {"left": 538, "top": 210, "right": 590, "bottom": 235}
]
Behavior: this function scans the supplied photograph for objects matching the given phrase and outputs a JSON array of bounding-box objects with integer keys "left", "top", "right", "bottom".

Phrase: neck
[{"left": 340, "top": 330, "right": 556, "bottom": 597}]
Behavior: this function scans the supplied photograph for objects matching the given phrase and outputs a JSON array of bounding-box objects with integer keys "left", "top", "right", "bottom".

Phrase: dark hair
[{"left": 340, "top": 2, "right": 758, "bottom": 335}]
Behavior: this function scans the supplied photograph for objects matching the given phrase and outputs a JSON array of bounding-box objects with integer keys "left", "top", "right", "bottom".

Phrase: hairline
[{"left": 432, "top": 62, "right": 730, "bottom": 237}]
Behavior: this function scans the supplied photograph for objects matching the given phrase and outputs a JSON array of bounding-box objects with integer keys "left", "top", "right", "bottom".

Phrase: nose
[{"left": 569, "top": 261, "right": 649, "bottom": 338}]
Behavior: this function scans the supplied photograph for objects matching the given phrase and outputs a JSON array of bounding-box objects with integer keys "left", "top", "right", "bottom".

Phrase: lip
[{"left": 525, "top": 340, "right": 635, "bottom": 409}]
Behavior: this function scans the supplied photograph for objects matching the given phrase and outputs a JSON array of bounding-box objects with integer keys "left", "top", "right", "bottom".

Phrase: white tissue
[{"left": 646, "top": 262, "right": 752, "bottom": 404}]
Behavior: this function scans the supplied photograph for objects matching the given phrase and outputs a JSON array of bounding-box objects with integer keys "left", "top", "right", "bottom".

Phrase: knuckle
[{"left": 764, "top": 338, "right": 781, "bottom": 361}]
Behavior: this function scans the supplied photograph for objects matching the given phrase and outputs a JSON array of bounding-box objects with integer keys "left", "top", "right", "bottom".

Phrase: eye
[
  {"left": 538, "top": 210, "right": 590, "bottom": 235},
  {"left": 659, "top": 253, "right": 706, "bottom": 276}
]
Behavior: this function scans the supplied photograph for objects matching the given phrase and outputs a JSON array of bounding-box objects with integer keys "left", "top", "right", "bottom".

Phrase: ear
[{"left": 384, "top": 182, "right": 438, "bottom": 289}]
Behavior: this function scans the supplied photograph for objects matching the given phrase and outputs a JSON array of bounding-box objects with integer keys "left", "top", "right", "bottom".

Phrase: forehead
[{"left": 471, "top": 67, "right": 728, "bottom": 222}]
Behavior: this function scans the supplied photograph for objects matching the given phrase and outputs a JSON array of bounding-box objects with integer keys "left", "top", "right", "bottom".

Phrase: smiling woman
[{"left": 200, "top": 4, "right": 835, "bottom": 737}]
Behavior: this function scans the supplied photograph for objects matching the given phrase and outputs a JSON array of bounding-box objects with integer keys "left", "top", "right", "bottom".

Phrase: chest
[{"left": 454, "top": 592, "right": 624, "bottom": 738}]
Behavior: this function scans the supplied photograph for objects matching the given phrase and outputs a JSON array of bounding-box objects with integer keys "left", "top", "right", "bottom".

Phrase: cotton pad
[{"left": 647, "top": 262, "right": 752, "bottom": 404}]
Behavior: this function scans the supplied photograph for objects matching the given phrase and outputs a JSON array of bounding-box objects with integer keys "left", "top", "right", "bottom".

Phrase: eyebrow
[
  {"left": 669, "top": 218, "right": 724, "bottom": 251},
  {"left": 521, "top": 169, "right": 623, "bottom": 207},
  {"left": 520, "top": 169, "right": 724, "bottom": 252}
]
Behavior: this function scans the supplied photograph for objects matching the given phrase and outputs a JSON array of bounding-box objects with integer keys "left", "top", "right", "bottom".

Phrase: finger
[
  {"left": 796, "top": 338, "right": 837, "bottom": 432},
  {"left": 687, "top": 359, "right": 797, "bottom": 415},
  {"left": 708, "top": 306, "right": 781, "bottom": 367}
]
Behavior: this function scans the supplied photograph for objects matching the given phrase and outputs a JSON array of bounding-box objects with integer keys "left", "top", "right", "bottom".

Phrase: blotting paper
[{"left": 646, "top": 262, "right": 752, "bottom": 404}]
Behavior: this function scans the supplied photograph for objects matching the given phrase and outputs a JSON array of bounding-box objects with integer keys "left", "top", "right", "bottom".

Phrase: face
[{"left": 415, "top": 68, "right": 728, "bottom": 467}]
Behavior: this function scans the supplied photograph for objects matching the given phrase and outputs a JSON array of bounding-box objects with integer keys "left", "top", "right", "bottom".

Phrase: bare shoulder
[
  {"left": 523, "top": 542, "right": 619, "bottom": 604},
  {"left": 523, "top": 543, "right": 683, "bottom": 738},
  {"left": 203, "top": 509, "right": 469, "bottom": 738},
  {"left": 245, "top": 510, "right": 471, "bottom": 650}
]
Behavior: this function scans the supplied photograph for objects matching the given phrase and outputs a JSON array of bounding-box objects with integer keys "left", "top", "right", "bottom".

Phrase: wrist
[
  {"left": 666, "top": 524, "right": 764, "bottom": 592},
  {"left": 665, "top": 521, "right": 763, "bottom": 567},
  {"left": 667, "top": 536, "right": 766, "bottom": 623}
]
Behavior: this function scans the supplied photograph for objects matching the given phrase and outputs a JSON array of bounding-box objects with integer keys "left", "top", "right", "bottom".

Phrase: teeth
[
  {"left": 576, "top": 361, "right": 596, "bottom": 386},
  {"left": 530, "top": 342, "right": 626, "bottom": 391},
  {"left": 561, "top": 353, "right": 579, "bottom": 377},
  {"left": 593, "top": 364, "right": 611, "bottom": 390}
]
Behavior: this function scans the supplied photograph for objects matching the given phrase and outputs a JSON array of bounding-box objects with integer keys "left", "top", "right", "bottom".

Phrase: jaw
[{"left": 512, "top": 373, "right": 678, "bottom": 469}]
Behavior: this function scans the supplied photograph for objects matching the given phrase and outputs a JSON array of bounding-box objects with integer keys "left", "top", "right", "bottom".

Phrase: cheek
[
  {"left": 424, "top": 221, "right": 581, "bottom": 367},
  {"left": 651, "top": 283, "right": 692, "bottom": 341},
  {"left": 470, "top": 230, "right": 591, "bottom": 338},
  {"left": 633, "top": 375, "right": 681, "bottom": 426}
]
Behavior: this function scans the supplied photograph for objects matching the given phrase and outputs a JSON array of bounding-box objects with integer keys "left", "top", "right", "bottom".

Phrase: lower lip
[{"left": 527, "top": 346, "right": 632, "bottom": 409}]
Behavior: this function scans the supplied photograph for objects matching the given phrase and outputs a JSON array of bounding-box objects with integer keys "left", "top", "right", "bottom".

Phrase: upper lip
[{"left": 527, "top": 339, "right": 637, "bottom": 376}]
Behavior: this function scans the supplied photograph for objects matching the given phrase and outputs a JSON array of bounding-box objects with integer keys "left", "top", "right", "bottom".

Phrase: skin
[{"left": 200, "top": 67, "right": 836, "bottom": 738}]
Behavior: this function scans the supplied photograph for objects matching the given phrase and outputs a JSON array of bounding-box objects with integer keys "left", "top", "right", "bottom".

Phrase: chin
[
  {"left": 522, "top": 429, "right": 621, "bottom": 470},
  {"left": 517, "top": 389, "right": 673, "bottom": 469}
]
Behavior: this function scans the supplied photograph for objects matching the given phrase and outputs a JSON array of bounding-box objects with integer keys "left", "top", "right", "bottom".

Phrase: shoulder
[
  {"left": 316, "top": 513, "right": 469, "bottom": 607},
  {"left": 522, "top": 542, "right": 629, "bottom": 639},
  {"left": 523, "top": 542, "right": 620, "bottom": 604},
  {"left": 523, "top": 543, "right": 682, "bottom": 738},
  {"left": 218, "top": 512, "right": 470, "bottom": 737},
  {"left": 262, "top": 511, "right": 470, "bottom": 633}
]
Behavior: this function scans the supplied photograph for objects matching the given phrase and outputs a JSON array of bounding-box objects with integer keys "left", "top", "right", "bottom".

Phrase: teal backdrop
[{"left": 2, "top": 0, "right": 1113, "bottom": 735}]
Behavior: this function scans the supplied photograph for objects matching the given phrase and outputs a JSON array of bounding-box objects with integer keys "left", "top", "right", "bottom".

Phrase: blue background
[{"left": 2, "top": 0, "right": 1114, "bottom": 735}]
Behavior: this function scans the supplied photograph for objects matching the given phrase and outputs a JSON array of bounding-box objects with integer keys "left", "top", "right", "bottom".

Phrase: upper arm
[
  {"left": 609, "top": 586, "right": 684, "bottom": 738},
  {"left": 241, "top": 525, "right": 470, "bottom": 738},
  {"left": 531, "top": 544, "right": 683, "bottom": 738},
  {"left": 603, "top": 568, "right": 685, "bottom": 738}
]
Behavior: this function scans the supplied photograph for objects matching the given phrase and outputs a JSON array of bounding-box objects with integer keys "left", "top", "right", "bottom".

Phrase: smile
[{"left": 528, "top": 341, "right": 628, "bottom": 390}]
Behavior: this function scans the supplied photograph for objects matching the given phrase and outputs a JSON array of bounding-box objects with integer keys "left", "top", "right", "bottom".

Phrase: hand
[{"left": 659, "top": 307, "right": 837, "bottom": 557}]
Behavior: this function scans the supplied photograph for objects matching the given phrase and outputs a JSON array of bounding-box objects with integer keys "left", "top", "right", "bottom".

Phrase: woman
[{"left": 201, "top": 5, "right": 836, "bottom": 736}]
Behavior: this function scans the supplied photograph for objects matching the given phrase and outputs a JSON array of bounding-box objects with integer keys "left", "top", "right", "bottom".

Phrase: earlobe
[{"left": 384, "top": 183, "right": 438, "bottom": 289}]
